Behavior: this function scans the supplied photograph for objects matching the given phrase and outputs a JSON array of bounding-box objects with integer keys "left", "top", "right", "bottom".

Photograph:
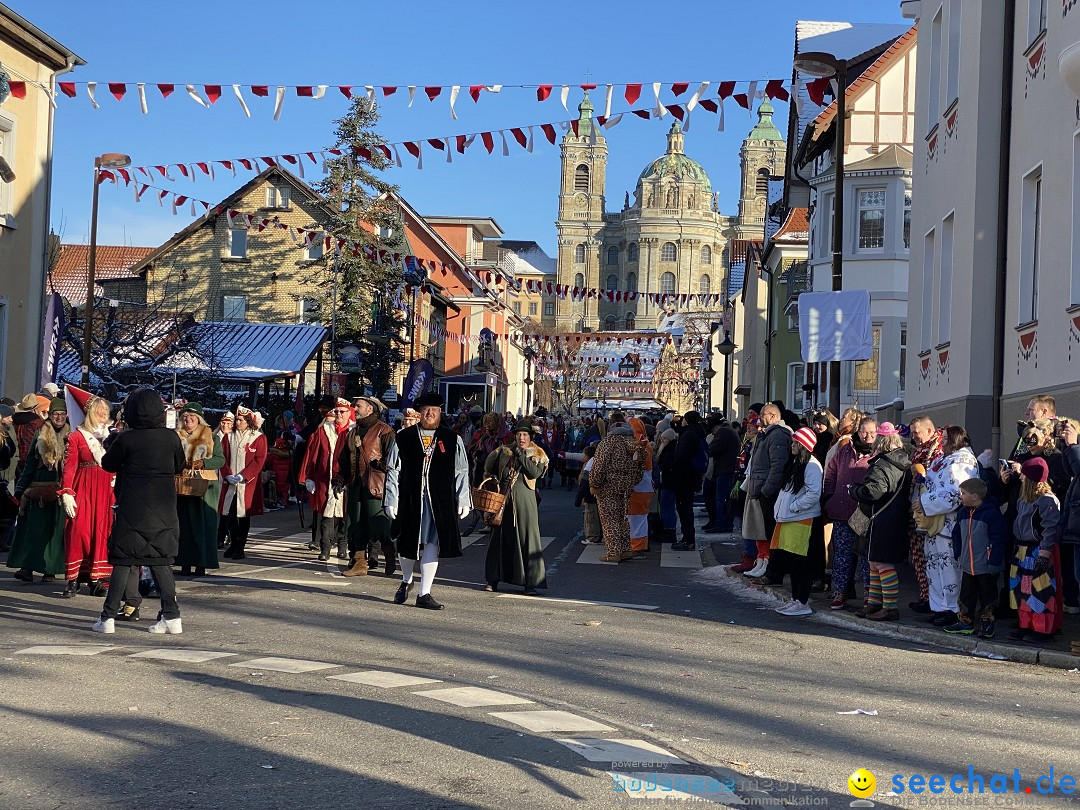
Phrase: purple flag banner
[{"left": 39, "top": 291, "right": 64, "bottom": 389}]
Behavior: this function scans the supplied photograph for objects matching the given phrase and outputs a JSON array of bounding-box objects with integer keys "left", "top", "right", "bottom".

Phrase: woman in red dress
[{"left": 58, "top": 396, "right": 115, "bottom": 597}]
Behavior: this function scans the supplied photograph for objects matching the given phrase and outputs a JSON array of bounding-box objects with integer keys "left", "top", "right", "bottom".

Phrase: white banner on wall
[{"left": 798, "top": 290, "right": 873, "bottom": 363}]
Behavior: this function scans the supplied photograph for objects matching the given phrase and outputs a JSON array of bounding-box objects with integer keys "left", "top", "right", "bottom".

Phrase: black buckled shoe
[
  {"left": 393, "top": 581, "right": 414, "bottom": 605},
  {"left": 115, "top": 606, "right": 141, "bottom": 622},
  {"left": 415, "top": 593, "right": 444, "bottom": 610}
]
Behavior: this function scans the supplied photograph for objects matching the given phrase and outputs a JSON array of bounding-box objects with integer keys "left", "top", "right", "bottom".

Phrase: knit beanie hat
[
  {"left": 792, "top": 427, "right": 817, "bottom": 453},
  {"left": 1020, "top": 456, "right": 1049, "bottom": 483}
]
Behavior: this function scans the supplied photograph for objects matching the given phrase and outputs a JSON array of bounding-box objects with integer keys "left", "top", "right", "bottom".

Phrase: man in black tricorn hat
[{"left": 383, "top": 391, "right": 471, "bottom": 609}]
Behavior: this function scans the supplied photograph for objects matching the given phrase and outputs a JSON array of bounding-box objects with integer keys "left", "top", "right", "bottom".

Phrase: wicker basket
[
  {"left": 471, "top": 476, "right": 506, "bottom": 514},
  {"left": 175, "top": 471, "right": 209, "bottom": 498}
]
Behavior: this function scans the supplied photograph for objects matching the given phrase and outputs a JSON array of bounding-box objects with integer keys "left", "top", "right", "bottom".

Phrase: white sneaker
[
  {"left": 92, "top": 618, "right": 115, "bottom": 634},
  {"left": 783, "top": 602, "right": 813, "bottom": 617},
  {"left": 147, "top": 617, "right": 183, "bottom": 634},
  {"left": 774, "top": 601, "right": 794, "bottom": 614}
]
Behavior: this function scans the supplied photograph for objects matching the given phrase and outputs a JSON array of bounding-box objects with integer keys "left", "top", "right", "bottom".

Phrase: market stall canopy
[{"left": 154, "top": 322, "right": 327, "bottom": 380}]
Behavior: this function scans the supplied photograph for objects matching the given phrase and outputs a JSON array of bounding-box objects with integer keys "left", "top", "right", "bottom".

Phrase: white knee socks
[{"left": 400, "top": 542, "right": 440, "bottom": 595}]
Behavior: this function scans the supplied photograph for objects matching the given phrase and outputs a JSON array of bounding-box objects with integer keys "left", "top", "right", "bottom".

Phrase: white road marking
[
  {"left": 577, "top": 543, "right": 618, "bottom": 565},
  {"left": 128, "top": 649, "right": 237, "bottom": 663},
  {"left": 496, "top": 594, "right": 658, "bottom": 611},
  {"left": 15, "top": 645, "right": 114, "bottom": 656},
  {"left": 661, "top": 543, "right": 702, "bottom": 569},
  {"left": 228, "top": 656, "right": 340, "bottom": 674},
  {"left": 556, "top": 738, "right": 687, "bottom": 765},
  {"left": 327, "top": 671, "right": 442, "bottom": 688},
  {"left": 487, "top": 710, "right": 615, "bottom": 733},
  {"left": 412, "top": 686, "right": 534, "bottom": 708}
]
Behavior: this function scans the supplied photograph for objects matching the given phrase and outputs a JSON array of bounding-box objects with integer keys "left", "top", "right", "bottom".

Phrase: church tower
[
  {"left": 736, "top": 99, "right": 785, "bottom": 238},
  {"left": 555, "top": 94, "right": 607, "bottom": 331}
]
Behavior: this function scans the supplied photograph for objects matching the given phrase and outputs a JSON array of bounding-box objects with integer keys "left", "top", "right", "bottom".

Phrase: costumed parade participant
[
  {"left": 341, "top": 396, "right": 397, "bottom": 577},
  {"left": 300, "top": 398, "right": 351, "bottom": 562},
  {"left": 57, "top": 388, "right": 114, "bottom": 597},
  {"left": 383, "top": 392, "right": 471, "bottom": 610},
  {"left": 175, "top": 403, "right": 225, "bottom": 577},
  {"left": 219, "top": 407, "right": 268, "bottom": 561}
]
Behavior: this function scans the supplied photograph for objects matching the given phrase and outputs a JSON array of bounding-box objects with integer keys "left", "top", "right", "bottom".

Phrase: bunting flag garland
[
  {"left": 118, "top": 89, "right": 784, "bottom": 184},
  {"left": 37, "top": 78, "right": 793, "bottom": 119}
]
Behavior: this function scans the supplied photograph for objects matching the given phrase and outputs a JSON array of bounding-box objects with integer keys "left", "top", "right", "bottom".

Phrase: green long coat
[
  {"left": 175, "top": 435, "right": 225, "bottom": 569},
  {"left": 7, "top": 429, "right": 66, "bottom": 575},
  {"left": 483, "top": 443, "right": 548, "bottom": 589}
]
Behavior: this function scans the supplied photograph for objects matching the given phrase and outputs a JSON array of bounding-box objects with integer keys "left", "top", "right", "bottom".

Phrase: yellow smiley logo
[{"left": 848, "top": 769, "right": 876, "bottom": 798}]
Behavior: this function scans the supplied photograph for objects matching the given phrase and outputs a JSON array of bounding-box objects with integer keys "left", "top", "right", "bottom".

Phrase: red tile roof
[
  {"left": 54, "top": 244, "right": 155, "bottom": 278},
  {"left": 774, "top": 208, "right": 809, "bottom": 241}
]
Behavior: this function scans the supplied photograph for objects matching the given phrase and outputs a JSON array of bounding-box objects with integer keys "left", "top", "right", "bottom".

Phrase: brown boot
[
  {"left": 381, "top": 541, "right": 397, "bottom": 577},
  {"left": 341, "top": 552, "right": 368, "bottom": 577}
]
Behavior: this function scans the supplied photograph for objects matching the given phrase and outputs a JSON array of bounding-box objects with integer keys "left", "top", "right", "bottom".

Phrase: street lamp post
[
  {"left": 793, "top": 51, "right": 848, "bottom": 415},
  {"left": 82, "top": 152, "right": 131, "bottom": 388},
  {"left": 717, "top": 331, "right": 736, "bottom": 421},
  {"left": 523, "top": 346, "right": 536, "bottom": 416}
]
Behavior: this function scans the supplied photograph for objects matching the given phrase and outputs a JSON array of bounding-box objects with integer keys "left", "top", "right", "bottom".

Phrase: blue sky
[{"left": 10, "top": 0, "right": 906, "bottom": 256}]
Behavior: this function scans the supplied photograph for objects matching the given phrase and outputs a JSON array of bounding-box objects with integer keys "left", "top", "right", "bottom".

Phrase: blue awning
[{"left": 154, "top": 322, "right": 327, "bottom": 380}]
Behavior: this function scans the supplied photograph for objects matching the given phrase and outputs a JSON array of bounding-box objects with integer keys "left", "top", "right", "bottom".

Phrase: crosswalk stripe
[
  {"left": 555, "top": 738, "right": 687, "bottom": 765},
  {"left": 487, "top": 710, "right": 615, "bottom": 733},
  {"left": 577, "top": 543, "right": 618, "bottom": 565},
  {"left": 412, "top": 686, "right": 534, "bottom": 708},
  {"left": 496, "top": 594, "right": 657, "bottom": 611},
  {"left": 228, "top": 656, "right": 339, "bottom": 674},
  {"left": 15, "top": 645, "right": 114, "bottom": 655},
  {"left": 327, "top": 671, "right": 442, "bottom": 688},
  {"left": 128, "top": 650, "right": 237, "bottom": 663},
  {"left": 660, "top": 543, "right": 702, "bottom": 569}
]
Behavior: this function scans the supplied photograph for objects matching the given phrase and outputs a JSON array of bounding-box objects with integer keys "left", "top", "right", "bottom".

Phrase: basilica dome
[{"left": 635, "top": 120, "right": 712, "bottom": 200}]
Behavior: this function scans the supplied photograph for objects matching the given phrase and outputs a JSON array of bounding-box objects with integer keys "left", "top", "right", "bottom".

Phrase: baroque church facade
[{"left": 554, "top": 95, "right": 785, "bottom": 332}]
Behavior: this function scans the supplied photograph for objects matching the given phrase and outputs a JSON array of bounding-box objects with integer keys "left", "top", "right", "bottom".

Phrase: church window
[
  {"left": 699, "top": 274, "right": 711, "bottom": 295},
  {"left": 628, "top": 242, "right": 638, "bottom": 262},
  {"left": 661, "top": 272, "right": 676, "bottom": 294},
  {"left": 756, "top": 168, "right": 770, "bottom": 197},
  {"left": 575, "top": 164, "right": 590, "bottom": 192},
  {"left": 627, "top": 272, "right": 637, "bottom": 292},
  {"left": 701, "top": 245, "right": 712, "bottom": 264},
  {"left": 574, "top": 243, "right": 586, "bottom": 263},
  {"left": 606, "top": 274, "right": 618, "bottom": 291},
  {"left": 604, "top": 315, "right": 618, "bottom": 330},
  {"left": 661, "top": 242, "right": 677, "bottom": 262},
  {"left": 607, "top": 246, "right": 619, "bottom": 265},
  {"left": 574, "top": 272, "right": 585, "bottom": 288},
  {"left": 625, "top": 312, "right": 636, "bottom": 330}
]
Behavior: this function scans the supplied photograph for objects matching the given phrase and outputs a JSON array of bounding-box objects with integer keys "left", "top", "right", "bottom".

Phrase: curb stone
[{"left": 702, "top": 541, "right": 1079, "bottom": 671}]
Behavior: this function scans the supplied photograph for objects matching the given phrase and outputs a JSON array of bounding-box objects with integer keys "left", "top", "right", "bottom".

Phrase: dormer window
[{"left": 265, "top": 185, "right": 291, "bottom": 209}]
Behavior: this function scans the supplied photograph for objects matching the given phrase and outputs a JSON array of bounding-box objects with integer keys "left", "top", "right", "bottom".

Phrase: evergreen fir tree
[{"left": 307, "top": 97, "right": 408, "bottom": 398}]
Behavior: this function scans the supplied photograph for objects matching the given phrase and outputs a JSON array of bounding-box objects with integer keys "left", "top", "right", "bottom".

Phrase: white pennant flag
[
  {"left": 652, "top": 82, "right": 668, "bottom": 118},
  {"left": 273, "top": 85, "right": 286, "bottom": 120},
  {"left": 407, "top": 86, "right": 416, "bottom": 107},
  {"left": 232, "top": 84, "right": 251, "bottom": 117},
  {"left": 602, "top": 113, "right": 624, "bottom": 129},
  {"left": 747, "top": 80, "right": 759, "bottom": 115},
  {"left": 390, "top": 144, "right": 403, "bottom": 168},
  {"left": 414, "top": 143, "right": 423, "bottom": 170},
  {"left": 189, "top": 199, "right": 197, "bottom": 217},
  {"left": 313, "top": 85, "right": 327, "bottom": 99},
  {"left": 683, "top": 110, "right": 691, "bottom": 133},
  {"left": 445, "top": 137, "right": 453, "bottom": 163},
  {"left": 499, "top": 130, "right": 509, "bottom": 156},
  {"left": 319, "top": 151, "right": 329, "bottom": 172},
  {"left": 365, "top": 86, "right": 375, "bottom": 107},
  {"left": 485, "top": 84, "right": 503, "bottom": 93},
  {"left": 686, "top": 81, "right": 709, "bottom": 111},
  {"left": 560, "top": 84, "right": 570, "bottom": 112},
  {"left": 86, "top": 82, "right": 100, "bottom": 109},
  {"left": 526, "top": 125, "right": 534, "bottom": 153},
  {"left": 717, "top": 96, "right": 726, "bottom": 132},
  {"left": 791, "top": 78, "right": 805, "bottom": 115},
  {"left": 136, "top": 82, "right": 148, "bottom": 114},
  {"left": 185, "top": 84, "right": 209, "bottom": 108},
  {"left": 449, "top": 85, "right": 460, "bottom": 120},
  {"left": 171, "top": 195, "right": 179, "bottom": 215},
  {"left": 295, "top": 155, "right": 304, "bottom": 178}
]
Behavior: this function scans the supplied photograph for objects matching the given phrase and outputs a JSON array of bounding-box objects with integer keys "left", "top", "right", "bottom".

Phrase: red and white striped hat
[{"left": 792, "top": 427, "right": 818, "bottom": 453}]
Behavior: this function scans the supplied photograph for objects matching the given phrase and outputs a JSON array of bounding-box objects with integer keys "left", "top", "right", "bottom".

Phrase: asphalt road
[{"left": 2, "top": 485, "right": 1079, "bottom": 810}]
